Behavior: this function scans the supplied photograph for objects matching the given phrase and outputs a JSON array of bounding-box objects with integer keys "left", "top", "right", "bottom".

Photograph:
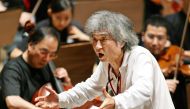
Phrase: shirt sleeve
[
  {"left": 58, "top": 62, "right": 107, "bottom": 108},
  {"left": 114, "top": 53, "right": 154, "bottom": 109},
  {"left": 1, "top": 63, "right": 22, "bottom": 98}
]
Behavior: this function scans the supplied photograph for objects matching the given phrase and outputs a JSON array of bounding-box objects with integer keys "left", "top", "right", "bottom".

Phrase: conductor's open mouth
[{"left": 98, "top": 53, "right": 104, "bottom": 58}]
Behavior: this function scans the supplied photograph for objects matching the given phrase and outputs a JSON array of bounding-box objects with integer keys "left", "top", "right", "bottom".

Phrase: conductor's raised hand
[
  {"left": 35, "top": 86, "right": 59, "bottom": 109},
  {"left": 99, "top": 88, "right": 115, "bottom": 109}
]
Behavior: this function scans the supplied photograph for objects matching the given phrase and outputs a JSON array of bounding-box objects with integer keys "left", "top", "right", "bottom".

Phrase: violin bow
[
  {"left": 31, "top": 0, "right": 42, "bottom": 16},
  {"left": 173, "top": 0, "right": 190, "bottom": 80}
]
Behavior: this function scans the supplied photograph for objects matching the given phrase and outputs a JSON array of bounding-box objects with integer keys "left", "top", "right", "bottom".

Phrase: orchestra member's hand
[
  {"left": 54, "top": 67, "right": 72, "bottom": 86},
  {"left": 35, "top": 86, "right": 59, "bottom": 109},
  {"left": 166, "top": 79, "right": 179, "bottom": 93},
  {"left": 19, "top": 12, "right": 35, "bottom": 27},
  {"left": 164, "top": 40, "right": 171, "bottom": 48},
  {"left": 68, "top": 26, "right": 90, "bottom": 41},
  {"left": 184, "top": 50, "right": 190, "bottom": 60},
  {"left": 99, "top": 88, "right": 115, "bottom": 109}
]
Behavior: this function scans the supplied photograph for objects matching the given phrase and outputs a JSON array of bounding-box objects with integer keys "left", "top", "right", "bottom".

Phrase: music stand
[
  {"left": 53, "top": 42, "right": 97, "bottom": 85},
  {"left": 0, "top": 9, "right": 21, "bottom": 47}
]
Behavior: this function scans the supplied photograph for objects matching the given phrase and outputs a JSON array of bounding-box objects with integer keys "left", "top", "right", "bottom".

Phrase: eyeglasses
[
  {"left": 91, "top": 32, "right": 114, "bottom": 46},
  {"left": 34, "top": 46, "right": 58, "bottom": 60}
]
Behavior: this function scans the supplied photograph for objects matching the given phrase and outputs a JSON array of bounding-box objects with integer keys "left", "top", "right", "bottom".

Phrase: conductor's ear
[{"left": 118, "top": 42, "right": 125, "bottom": 48}]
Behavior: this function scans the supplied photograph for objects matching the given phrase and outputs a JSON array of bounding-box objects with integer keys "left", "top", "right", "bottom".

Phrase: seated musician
[
  {"left": 34, "top": 10, "right": 174, "bottom": 109},
  {"left": 141, "top": 15, "right": 188, "bottom": 109},
  {"left": 10, "top": 0, "right": 90, "bottom": 59},
  {"left": 0, "top": 26, "right": 72, "bottom": 109}
]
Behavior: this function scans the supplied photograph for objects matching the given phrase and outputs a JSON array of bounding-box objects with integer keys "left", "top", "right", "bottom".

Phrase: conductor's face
[
  {"left": 91, "top": 31, "right": 124, "bottom": 62},
  {"left": 28, "top": 36, "right": 58, "bottom": 68}
]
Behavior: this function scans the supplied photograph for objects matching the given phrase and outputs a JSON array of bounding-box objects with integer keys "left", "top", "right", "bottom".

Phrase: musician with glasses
[
  {"left": 0, "top": 26, "right": 71, "bottom": 109},
  {"left": 35, "top": 10, "right": 174, "bottom": 109}
]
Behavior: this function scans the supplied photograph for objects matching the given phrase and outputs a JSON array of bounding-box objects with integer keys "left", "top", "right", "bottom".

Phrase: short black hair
[
  {"left": 144, "top": 15, "right": 171, "bottom": 37},
  {"left": 28, "top": 26, "right": 61, "bottom": 51}
]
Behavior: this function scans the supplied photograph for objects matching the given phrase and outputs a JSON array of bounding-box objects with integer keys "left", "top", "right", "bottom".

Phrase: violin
[
  {"left": 158, "top": 45, "right": 190, "bottom": 77},
  {"left": 158, "top": 0, "right": 190, "bottom": 80}
]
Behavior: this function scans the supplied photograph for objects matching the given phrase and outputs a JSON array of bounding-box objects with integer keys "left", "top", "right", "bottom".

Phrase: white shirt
[{"left": 58, "top": 46, "right": 174, "bottom": 109}]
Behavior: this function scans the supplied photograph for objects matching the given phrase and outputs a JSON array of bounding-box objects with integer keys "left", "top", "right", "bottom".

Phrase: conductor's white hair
[{"left": 85, "top": 10, "right": 139, "bottom": 51}]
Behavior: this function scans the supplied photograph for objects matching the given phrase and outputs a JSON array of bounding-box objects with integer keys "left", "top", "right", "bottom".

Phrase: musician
[
  {"left": 4, "top": 0, "right": 53, "bottom": 58},
  {"left": 141, "top": 15, "right": 188, "bottom": 109},
  {"left": 144, "top": 0, "right": 190, "bottom": 61},
  {"left": 35, "top": 10, "right": 174, "bottom": 109},
  {"left": 38, "top": 0, "right": 89, "bottom": 43},
  {"left": 10, "top": 0, "right": 89, "bottom": 59},
  {"left": 0, "top": 26, "right": 71, "bottom": 109}
]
